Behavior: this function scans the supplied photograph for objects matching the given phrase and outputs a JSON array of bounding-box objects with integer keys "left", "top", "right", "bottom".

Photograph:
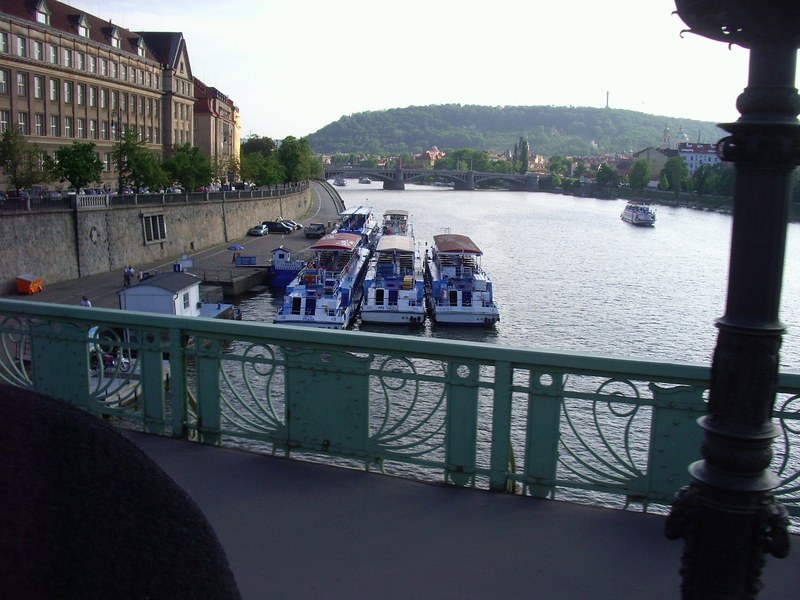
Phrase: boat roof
[
  {"left": 384, "top": 209, "right": 409, "bottom": 217},
  {"left": 376, "top": 235, "right": 415, "bottom": 253},
  {"left": 311, "top": 232, "right": 362, "bottom": 251},
  {"left": 339, "top": 205, "right": 373, "bottom": 217},
  {"left": 433, "top": 234, "right": 482, "bottom": 255}
]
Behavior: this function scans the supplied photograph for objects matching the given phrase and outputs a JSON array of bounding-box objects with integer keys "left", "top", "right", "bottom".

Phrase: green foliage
[
  {"left": 129, "top": 150, "right": 168, "bottom": 191},
  {"left": 0, "top": 127, "right": 50, "bottom": 192},
  {"left": 596, "top": 163, "right": 620, "bottom": 188},
  {"left": 241, "top": 135, "right": 277, "bottom": 157},
  {"left": 52, "top": 142, "right": 103, "bottom": 190},
  {"left": 162, "top": 143, "right": 212, "bottom": 192},
  {"left": 308, "top": 104, "right": 725, "bottom": 157},
  {"left": 512, "top": 136, "right": 529, "bottom": 174},
  {"left": 662, "top": 156, "right": 689, "bottom": 197},
  {"left": 628, "top": 159, "right": 651, "bottom": 192},
  {"left": 276, "top": 136, "right": 321, "bottom": 182},
  {"left": 240, "top": 152, "right": 285, "bottom": 186}
]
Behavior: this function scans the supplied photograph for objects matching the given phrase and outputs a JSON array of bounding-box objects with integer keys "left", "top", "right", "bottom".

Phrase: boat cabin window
[
  {"left": 375, "top": 288, "right": 385, "bottom": 305},
  {"left": 291, "top": 297, "right": 302, "bottom": 315},
  {"left": 449, "top": 290, "right": 459, "bottom": 306}
]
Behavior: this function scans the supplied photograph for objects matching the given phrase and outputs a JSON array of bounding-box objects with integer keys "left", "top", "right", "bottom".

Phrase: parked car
[
  {"left": 248, "top": 224, "right": 269, "bottom": 236},
  {"left": 304, "top": 222, "right": 327, "bottom": 238},
  {"left": 278, "top": 218, "right": 302, "bottom": 230},
  {"left": 262, "top": 220, "right": 294, "bottom": 234}
]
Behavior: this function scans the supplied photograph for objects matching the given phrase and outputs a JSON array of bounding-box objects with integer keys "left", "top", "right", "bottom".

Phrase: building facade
[
  {"left": 194, "top": 77, "right": 240, "bottom": 183},
  {"left": 677, "top": 142, "right": 721, "bottom": 175},
  {"left": 0, "top": 0, "right": 236, "bottom": 191}
]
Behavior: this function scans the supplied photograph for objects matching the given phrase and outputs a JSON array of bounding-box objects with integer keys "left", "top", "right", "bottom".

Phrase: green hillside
[{"left": 307, "top": 104, "right": 727, "bottom": 157}]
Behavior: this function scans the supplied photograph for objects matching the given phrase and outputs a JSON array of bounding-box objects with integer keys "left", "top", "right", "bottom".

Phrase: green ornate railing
[{"left": 2, "top": 298, "right": 798, "bottom": 516}]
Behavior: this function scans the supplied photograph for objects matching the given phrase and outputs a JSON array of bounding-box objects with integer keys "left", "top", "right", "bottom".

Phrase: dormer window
[
  {"left": 136, "top": 38, "right": 146, "bottom": 58},
  {"left": 110, "top": 28, "right": 121, "bottom": 49},
  {"left": 35, "top": 1, "right": 51, "bottom": 25},
  {"left": 77, "top": 15, "right": 90, "bottom": 38}
]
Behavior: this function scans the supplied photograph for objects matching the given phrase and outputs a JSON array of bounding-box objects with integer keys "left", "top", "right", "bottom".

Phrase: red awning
[
  {"left": 311, "top": 232, "right": 362, "bottom": 251},
  {"left": 433, "top": 234, "right": 482, "bottom": 255}
]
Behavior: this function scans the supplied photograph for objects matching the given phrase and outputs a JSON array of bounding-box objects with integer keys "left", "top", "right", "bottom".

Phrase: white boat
[
  {"left": 379, "top": 209, "right": 411, "bottom": 236},
  {"left": 361, "top": 233, "right": 426, "bottom": 325},
  {"left": 333, "top": 176, "right": 347, "bottom": 186},
  {"left": 358, "top": 176, "right": 372, "bottom": 184},
  {"left": 424, "top": 234, "right": 500, "bottom": 326},
  {"left": 621, "top": 202, "right": 656, "bottom": 226},
  {"left": 336, "top": 205, "right": 379, "bottom": 249},
  {"left": 274, "top": 232, "right": 371, "bottom": 329}
]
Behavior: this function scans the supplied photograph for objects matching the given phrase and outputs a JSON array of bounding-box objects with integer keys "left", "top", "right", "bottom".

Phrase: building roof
[
  {"left": 122, "top": 272, "right": 200, "bottom": 294},
  {"left": 433, "top": 234, "right": 482, "bottom": 255}
]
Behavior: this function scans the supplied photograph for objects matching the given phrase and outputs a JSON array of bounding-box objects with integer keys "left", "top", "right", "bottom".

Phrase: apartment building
[
  {"left": 194, "top": 77, "right": 240, "bottom": 182},
  {"left": 0, "top": 0, "right": 237, "bottom": 190}
]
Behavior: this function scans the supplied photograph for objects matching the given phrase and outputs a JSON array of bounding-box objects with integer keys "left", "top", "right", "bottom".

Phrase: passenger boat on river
[
  {"left": 361, "top": 212, "right": 425, "bottom": 325},
  {"left": 620, "top": 202, "right": 656, "bottom": 226},
  {"left": 273, "top": 232, "right": 371, "bottom": 329},
  {"left": 424, "top": 234, "right": 500, "bottom": 326},
  {"left": 336, "top": 205, "right": 379, "bottom": 249}
]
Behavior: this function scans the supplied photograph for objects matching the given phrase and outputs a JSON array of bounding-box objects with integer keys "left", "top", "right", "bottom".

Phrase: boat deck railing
[{"left": 1, "top": 298, "right": 798, "bottom": 524}]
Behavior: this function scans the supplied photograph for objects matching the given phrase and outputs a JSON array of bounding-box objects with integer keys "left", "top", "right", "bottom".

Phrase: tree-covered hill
[{"left": 307, "top": 104, "right": 727, "bottom": 157}]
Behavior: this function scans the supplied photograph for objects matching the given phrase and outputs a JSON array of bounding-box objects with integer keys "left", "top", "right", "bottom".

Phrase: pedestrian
[
  {"left": 137, "top": 269, "right": 144, "bottom": 281},
  {"left": 80, "top": 296, "right": 91, "bottom": 307},
  {"left": 123, "top": 266, "right": 131, "bottom": 287}
]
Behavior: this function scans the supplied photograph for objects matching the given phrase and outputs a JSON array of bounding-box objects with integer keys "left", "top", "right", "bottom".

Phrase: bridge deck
[{"left": 128, "top": 431, "right": 799, "bottom": 600}]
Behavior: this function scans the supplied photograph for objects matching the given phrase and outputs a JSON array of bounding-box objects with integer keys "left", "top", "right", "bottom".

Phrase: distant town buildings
[{"left": 0, "top": 0, "right": 240, "bottom": 190}]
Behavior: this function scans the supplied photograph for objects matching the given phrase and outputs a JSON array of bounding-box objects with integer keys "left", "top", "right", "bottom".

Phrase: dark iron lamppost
[{"left": 666, "top": 1, "right": 799, "bottom": 598}]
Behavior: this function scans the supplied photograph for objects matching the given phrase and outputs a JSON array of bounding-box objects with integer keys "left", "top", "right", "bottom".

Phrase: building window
[
  {"left": 77, "top": 52, "right": 85, "bottom": 71},
  {"left": 64, "top": 48, "right": 72, "bottom": 68},
  {"left": 0, "top": 33, "right": 8, "bottom": 53},
  {"left": 77, "top": 83, "right": 85, "bottom": 105},
  {"left": 111, "top": 32, "right": 120, "bottom": 49},
  {"left": 50, "top": 114, "right": 60, "bottom": 137},
  {"left": 182, "top": 292, "right": 189, "bottom": 310},
  {"left": 111, "top": 61, "right": 118, "bottom": 78},
  {"left": 33, "top": 76, "right": 44, "bottom": 99},
  {"left": 101, "top": 121, "right": 108, "bottom": 140},
  {"left": 120, "top": 93, "right": 127, "bottom": 112},
  {"left": 89, "top": 55, "right": 97, "bottom": 74},
  {"left": 130, "top": 67, "right": 136, "bottom": 83},
  {"left": 120, "top": 64, "right": 127, "bottom": 81},
  {"left": 48, "top": 44, "right": 58, "bottom": 64},
  {"left": 0, "top": 110, "right": 9, "bottom": 133},
  {"left": 100, "top": 88, "right": 107, "bottom": 109},
  {"left": 111, "top": 90, "right": 118, "bottom": 110},
  {"left": 18, "top": 112, "right": 29, "bottom": 135},
  {"left": 103, "top": 152, "right": 111, "bottom": 172},
  {"left": 35, "top": 113, "right": 44, "bottom": 136},
  {"left": 77, "top": 118, "right": 85, "bottom": 138},
  {"left": 49, "top": 78, "right": 58, "bottom": 101},
  {"left": 17, "top": 73, "right": 28, "bottom": 96},
  {"left": 0, "top": 69, "right": 8, "bottom": 94},
  {"left": 154, "top": 127, "right": 159, "bottom": 143},
  {"left": 138, "top": 70, "right": 144, "bottom": 86},
  {"left": 36, "top": 5, "right": 51, "bottom": 25},
  {"left": 100, "top": 58, "right": 107, "bottom": 77},
  {"left": 16, "top": 37, "right": 27, "bottom": 58},
  {"left": 89, "top": 119, "right": 97, "bottom": 139},
  {"left": 139, "top": 96, "right": 145, "bottom": 115},
  {"left": 89, "top": 86, "right": 96, "bottom": 107},
  {"left": 78, "top": 17, "right": 90, "bottom": 38},
  {"left": 64, "top": 116, "right": 73, "bottom": 137},
  {"left": 33, "top": 41, "right": 43, "bottom": 61},
  {"left": 143, "top": 214, "right": 167, "bottom": 243},
  {"left": 64, "top": 81, "right": 72, "bottom": 103}
]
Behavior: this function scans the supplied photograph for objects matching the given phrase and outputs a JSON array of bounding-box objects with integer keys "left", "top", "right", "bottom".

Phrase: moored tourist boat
[
  {"left": 361, "top": 234, "right": 426, "bottom": 325},
  {"left": 424, "top": 234, "right": 500, "bottom": 326},
  {"left": 621, "top": 202, "right": 656, "bottom": 226},
  {"left": 336, "top": 205, "right": 379, "bottom": 249},
  {"left": 268, "top": 246, "right": 305, "bottom": 287},
  {"left": 358, "top": 176, "right": 372, "bottom": 184},
  {"left": 379, "top": 209, "right": 411, "bottom": 236},
  {"left": 274, "top": 232, "right": 371, "bottom": 329},
  {"left": 333, "top": 176, "right": 347, "bottom": 186}
]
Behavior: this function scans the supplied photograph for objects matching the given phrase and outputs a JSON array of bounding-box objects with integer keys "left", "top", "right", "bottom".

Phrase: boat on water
[
  {"left": 336, "top": 205, "right": 379, "bottom": 249},
  {"left": 358, "top": 176, "right": 372, "bottom": 184},
  {"left": 361, "top": 213, "right": 425, "bottom": 325},
  {"left": 424, "top": 234, "right": 500, "bottom": 326},
  {"left": 268, "top": 246, "right": 305, "bottom": 287},
  {"left": 621, "top": 202, "right": 656, "bottom": 226},
  {"left": 274, "top": 232, "right": 371, "bottom": 329},
  {"left": 333, "top": 176, "right": 347, "bottom": 186}
]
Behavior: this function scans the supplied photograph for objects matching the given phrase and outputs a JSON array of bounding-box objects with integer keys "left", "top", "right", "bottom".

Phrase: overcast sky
[{"left": 66, "top": 0, "right": 761, "bottom": 141}]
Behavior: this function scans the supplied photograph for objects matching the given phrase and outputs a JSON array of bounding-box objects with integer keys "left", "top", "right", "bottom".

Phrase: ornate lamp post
[{"left": 666, "top": 2, "right": 799, "bottom": 597}]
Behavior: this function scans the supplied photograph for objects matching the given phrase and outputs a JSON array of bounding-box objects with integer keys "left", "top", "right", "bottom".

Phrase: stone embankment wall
[{"left": 0, "top": 188, "right": 312, "bottom": 295}]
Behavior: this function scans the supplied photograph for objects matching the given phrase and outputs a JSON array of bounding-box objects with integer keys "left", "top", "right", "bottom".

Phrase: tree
[
  {"left": 52, "top": 142, "right": 103, "bottom": 190},
  {"left": 111, "top": 129, "right": 147, "bottom": 192},
  {"left": 662, "top": 156, "right": 689, "bottom": 197},
  {"left": 596, "top": 163, "right": 620, "bottom": 189},
  {"left": 241, "top": 135, "right": 277, "bottom": 157},
  {"left": 512, "top": 136, "right": 529, "bottom": 174},
  {"left": 162, "top": 143, "right": 212, "bottom": 192},
  {"left": 241, "top": 152, "right": 285, "bottom": 186},
  {"left": 129, "top": 150, "right": 169, "bottom": 192},
  {"left": 628, "top": 159, "right": 651, "bottom": 192},
  {"left": 276, "top": 136, "right": 321, "bottom": 182},
  {"left": 692, "top": 163, "right": 715, "bottom": 197},
  {"left": 0, "top": 126, "right": 50, "bottom": 193}
]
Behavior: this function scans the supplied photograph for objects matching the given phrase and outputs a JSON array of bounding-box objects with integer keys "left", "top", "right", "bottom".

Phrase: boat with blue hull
[
  {"left": 274, "top": 232, "right": 371, "bottom": 329},
  {"left": 268, "top": 246, "right": 305, "bottom": 287},
  {"left": 337, "top": 205, "right": 379, "bottom": 249},
  {"left": 379, "top": 209, "right": 411, "bottom": 236},
  {"left": 424, "top": 234, "right": 500, "bottom": 326},
  {"left": 361, "top": 233, "right": 426, "bottom": 325}
]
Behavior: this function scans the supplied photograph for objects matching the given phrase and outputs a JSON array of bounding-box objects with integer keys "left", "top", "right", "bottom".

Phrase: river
[{"left": 238, "top": 182, "right": 800, "bottom": 370}]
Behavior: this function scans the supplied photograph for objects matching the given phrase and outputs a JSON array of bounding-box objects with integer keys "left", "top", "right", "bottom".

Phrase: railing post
[
  {"left": 667, "top": 3, "right": 798, "bottom": 596},
  {"left": 523, "top": 369, "right": 564, "bottom": 498},
  {"left": 488, "top": 361, "right": 513, "bottom": 491},
  {"left": 445, "top": 360, "right": 479, "bottom": 486}
]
